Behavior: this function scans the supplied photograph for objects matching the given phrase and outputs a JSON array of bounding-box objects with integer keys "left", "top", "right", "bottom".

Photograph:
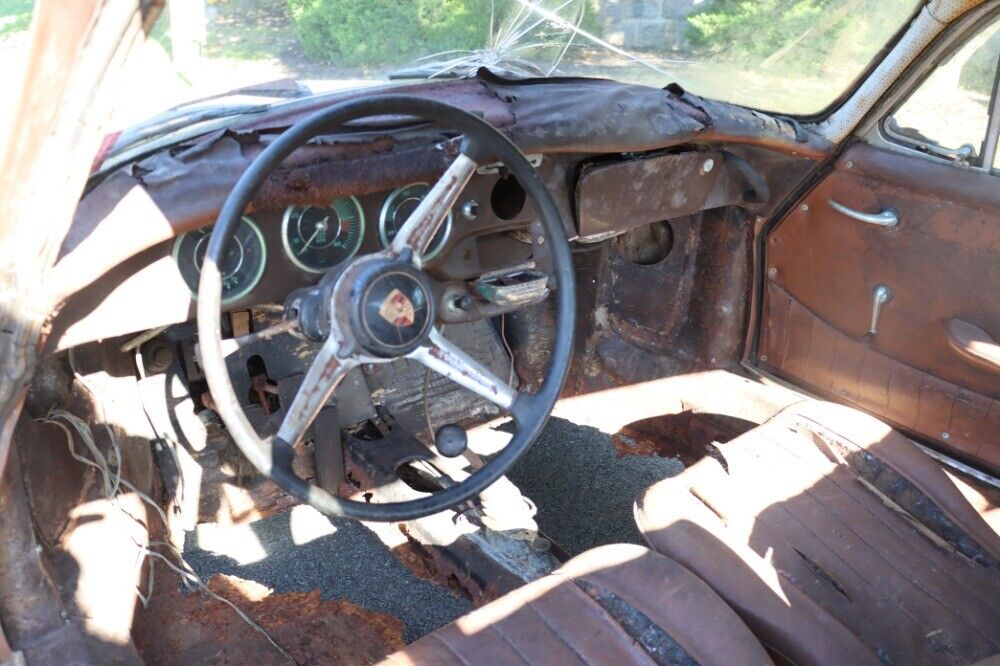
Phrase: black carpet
[{"left": 509, "top": 416, "right": 684, "bottom": 556}]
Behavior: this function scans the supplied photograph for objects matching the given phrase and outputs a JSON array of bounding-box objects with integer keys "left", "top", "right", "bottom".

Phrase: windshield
[{"left": 2, "top": 0, "right": 922, "bottom": 131}]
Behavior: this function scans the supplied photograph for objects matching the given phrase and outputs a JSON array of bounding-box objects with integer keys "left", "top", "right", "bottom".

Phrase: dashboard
[
  {"left": 49, "top": 166, "right": 550, "bottom": 351},
  {"left": 44, "top": 73, "right": 822, "bottom": 359}
]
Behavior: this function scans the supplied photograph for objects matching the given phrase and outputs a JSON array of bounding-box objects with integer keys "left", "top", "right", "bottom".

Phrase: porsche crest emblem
[{"left": 379, "top": 288, "right": 416, "bottom": 327}]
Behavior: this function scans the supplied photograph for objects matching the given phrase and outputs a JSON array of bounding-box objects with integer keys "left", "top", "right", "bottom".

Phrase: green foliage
[
  {"left": 0, "top": 0, "right": 34, "bottom": 37},
  {"left": 683, "top": 0, "right": 924, "bottom": 69},
  {"left": 287, "top": 0, "right": 494, "bottom": 67},
  {"left": 686, "top": 0, "right": 840, "bottom": 62},
  {"left": 959, "top": 30, "right": 1000, "bottom": 97}
]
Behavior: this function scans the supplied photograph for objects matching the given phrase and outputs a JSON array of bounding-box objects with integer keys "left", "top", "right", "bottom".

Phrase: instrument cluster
[{"left": 173, "top": 182, "right": 452, "bottom": 303}]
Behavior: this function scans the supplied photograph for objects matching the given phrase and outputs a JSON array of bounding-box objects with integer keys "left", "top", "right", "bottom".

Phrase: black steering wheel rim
[{"left": 197, "top": 95, "right": 576, "bottom": 521}]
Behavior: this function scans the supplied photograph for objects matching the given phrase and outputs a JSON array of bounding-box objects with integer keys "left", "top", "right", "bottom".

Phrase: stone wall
[{"left": 597, "top": 0, "right": 707, "bottom": 50}]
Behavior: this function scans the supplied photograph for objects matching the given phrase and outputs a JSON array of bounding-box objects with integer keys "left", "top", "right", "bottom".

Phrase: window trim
[
  {"left": 873, "top": 13, "right": 1000, "bottom": 174},
  {"left": 983, "top": 53, "right": 1000, "bottom": 172}
]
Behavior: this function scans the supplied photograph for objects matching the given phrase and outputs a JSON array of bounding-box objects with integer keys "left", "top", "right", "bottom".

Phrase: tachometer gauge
[
  {"left": 173, "top": 216, "right": 266, "bottom": 304},
  {"left": 379, "top": 183, "right": 452, "bottom": 260},
  {"left": 281, "top": 197, "right": 364, "bottom": 273}
]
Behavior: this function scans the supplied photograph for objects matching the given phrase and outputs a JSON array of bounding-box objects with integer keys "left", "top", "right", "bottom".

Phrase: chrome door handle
[{"left": 828, "top": 199, "right": 899, "bottom": 228}]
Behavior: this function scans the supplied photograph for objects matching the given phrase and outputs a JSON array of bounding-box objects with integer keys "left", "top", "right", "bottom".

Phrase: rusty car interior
[{"left": 2, "top": 0, "right": 999, "bottom": 664}]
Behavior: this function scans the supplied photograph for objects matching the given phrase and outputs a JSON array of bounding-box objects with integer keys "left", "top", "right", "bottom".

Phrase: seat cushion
[
  {"left": 379, "top": 543, "right": 772, "bottom": 665},
  {"left": 636, "top": 401, "right": 1000, "bottom": 666}
]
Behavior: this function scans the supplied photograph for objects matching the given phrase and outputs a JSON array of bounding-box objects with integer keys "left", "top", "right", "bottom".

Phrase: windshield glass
[{"left": 2, "top": 0, "right": 922, "bottom": 131}]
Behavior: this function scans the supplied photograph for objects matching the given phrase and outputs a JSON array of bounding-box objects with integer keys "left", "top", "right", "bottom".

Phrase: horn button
[{"left": 348, "top": 260, "right": 435, "bottom": 357}]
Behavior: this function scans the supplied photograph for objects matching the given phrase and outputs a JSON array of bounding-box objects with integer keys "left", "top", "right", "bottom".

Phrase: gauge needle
[{"left": 298, "top": 217, "right": 330, "bottom": 255}]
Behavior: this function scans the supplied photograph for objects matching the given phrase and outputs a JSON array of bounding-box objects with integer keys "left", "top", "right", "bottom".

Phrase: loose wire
[{"left": 38, "top": 361, "right": 295, "bottom": 663}]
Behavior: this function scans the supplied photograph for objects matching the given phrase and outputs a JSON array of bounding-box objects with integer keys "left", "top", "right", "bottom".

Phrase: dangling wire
[
  {"left": 37, "top": 365, "right": 295, "bottom": 663},
  {"left": 499, "top": 313, "right": 516, "bottom": 387}
]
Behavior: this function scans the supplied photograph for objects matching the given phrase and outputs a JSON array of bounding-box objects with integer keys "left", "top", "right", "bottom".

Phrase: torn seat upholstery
[
  {"left": 379, "top": 543, "right": 774, "bottom": 665},
  {"left": 635, "top": 401, "right": 1000, "bottom": 666}
]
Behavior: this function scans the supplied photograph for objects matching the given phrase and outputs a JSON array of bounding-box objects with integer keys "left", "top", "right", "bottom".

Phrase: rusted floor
[
  {"left": 133, "top": 502, "right": 473, "bottom": 664},
  {"left": 132, "top": 573, "right": 404, "bottom": 665},
  {"left": 132, "top": 379, "right": 780, "bottom": 662},
  {"left": 612, "top": 410, "right": 756, "bottom": 465},
  {"left": 181, "top": 505, "right": 472, "bottom": 644}
]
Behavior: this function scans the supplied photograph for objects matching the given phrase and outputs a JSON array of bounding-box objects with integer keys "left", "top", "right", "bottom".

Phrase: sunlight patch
[
  {"left": 194, "top": 522, "right": 268, "bottom": 565},
  {"left": 289, "top": 505, "right": 338, "bottom": 546}
]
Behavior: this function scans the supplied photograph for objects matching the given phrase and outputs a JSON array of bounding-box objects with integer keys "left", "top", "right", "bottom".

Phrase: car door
[{"left": 756, "top": 14, "right": 1000, "bottom": 471}]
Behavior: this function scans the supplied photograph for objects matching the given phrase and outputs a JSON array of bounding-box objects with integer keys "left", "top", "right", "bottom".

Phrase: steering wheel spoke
[
  {"left": 275, "top": 335, "right": 357, "bottom": 449},
  {"left": 409, "top": 328, "right": 517, "bottom": 410},
  {"left": 387, "top": 152, "right": 477, "bottom": 266}
]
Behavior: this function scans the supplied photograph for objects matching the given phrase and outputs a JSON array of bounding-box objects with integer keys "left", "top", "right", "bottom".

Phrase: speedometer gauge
[
  {"left": 379, "top": 183, "right": 452, "bottom": 260},
  {"left": 173, "top": 216, "right": 266, "bottom": 305},
  {"left": 281, "top": 197, "right": 364, "bottom": 273}
]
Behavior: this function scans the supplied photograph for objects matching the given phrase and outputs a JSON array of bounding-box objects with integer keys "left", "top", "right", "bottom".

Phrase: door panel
[{"left": 759, "top": 142, "right": 1000, "bottom": 469}]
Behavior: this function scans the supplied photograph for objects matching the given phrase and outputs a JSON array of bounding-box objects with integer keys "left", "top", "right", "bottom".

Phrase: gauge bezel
[
  {"left": 281, "top": 196, "right": 366, "bottom": 274},
  {"left": 378, "top": 182, "right": 453, "bottom": 261},
  {"left": 172, "top": 215, "right": 267, "bottom": 305}
]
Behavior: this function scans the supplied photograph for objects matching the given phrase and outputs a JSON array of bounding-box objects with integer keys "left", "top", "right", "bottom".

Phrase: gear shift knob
[{"left": 435, "top": 424, "right": 468, "bottom": 458}]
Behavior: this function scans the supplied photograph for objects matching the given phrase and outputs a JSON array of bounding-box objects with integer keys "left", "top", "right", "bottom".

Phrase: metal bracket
[
  {"left": 343, "top": 419, "right": 434, "bottom": 485},
  {"left": 476, "top": 154, "right": 542, "bottom": 175}
]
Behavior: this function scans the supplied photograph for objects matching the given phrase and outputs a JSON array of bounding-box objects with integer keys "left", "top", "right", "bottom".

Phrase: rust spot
[
  {"left": 390, "top": 532, "right": 499, "bottom": 608},
  {"left": 133, "top": 573, "right": 404, "bottom": 665},
  {"left": 391, "top": 538, "right": 469, "bottom": 600},
  {"left": 612, "top": 411, "right": 752, "bottom": 466},
  {"left": 611, "top": 431, "right": 663, "bottom": 458},
  {"left": 189, "top": 422, "right": 310, "bottom": 525}
]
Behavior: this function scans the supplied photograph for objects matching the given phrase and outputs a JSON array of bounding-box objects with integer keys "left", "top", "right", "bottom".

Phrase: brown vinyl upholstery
[
  {"left": 636, "top": 401, "right": 1000, "bottom": 666},
  {"left": 379, "top": 544, "right": 773, "bottom": 665}
]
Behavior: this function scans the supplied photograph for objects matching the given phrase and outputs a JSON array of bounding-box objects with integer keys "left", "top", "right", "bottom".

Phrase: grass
[
  {"left": 203, "top": 0, "right": 300, "bottom": 62},
  {"left": 0, "top": 0, "right": 33, "bottom": 37},
  {"left": 146, "top": 0, "right": 302, "bottom": 64}
]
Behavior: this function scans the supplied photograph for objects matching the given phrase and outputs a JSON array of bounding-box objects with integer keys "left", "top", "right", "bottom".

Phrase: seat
[
  {"left": 635, "top": 400, "right": 1000, "bottom": 666},
  {"left": 379, "top": 543, "right": 773, "bottom": 665}
]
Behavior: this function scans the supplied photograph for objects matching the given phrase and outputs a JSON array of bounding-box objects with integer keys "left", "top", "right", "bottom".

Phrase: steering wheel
[{"left": 196, "top": 95, "right": 575, "bottom": 522}]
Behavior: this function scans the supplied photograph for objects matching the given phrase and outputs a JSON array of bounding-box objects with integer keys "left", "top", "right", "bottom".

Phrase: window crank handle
[{"left": 868, "top": 284, "right": 892, "bottom": 338}]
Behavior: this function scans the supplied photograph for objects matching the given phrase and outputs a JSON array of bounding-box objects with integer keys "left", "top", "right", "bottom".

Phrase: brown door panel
[
  {"left": 760, "top": 283, "right": 1000, "bottom": 469},
  {"left": 767, "top": 143, "right": 1000, "bottom": 395},
  {"left": 761, "top": 142, "right": 1000, "bottom": 466}
]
